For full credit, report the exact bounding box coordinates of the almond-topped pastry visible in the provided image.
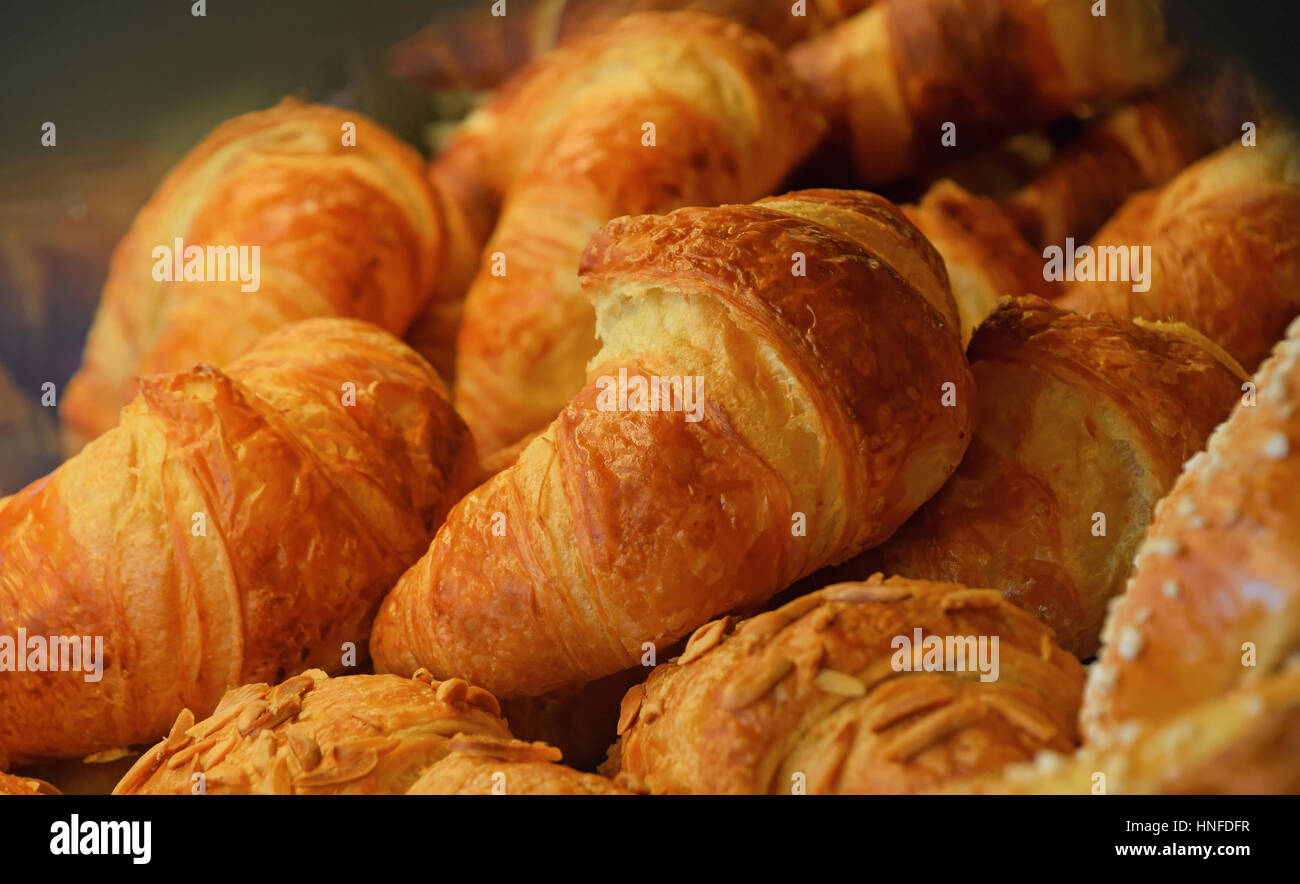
[605,576,1085,794]
[113,671,512,795]
[407,734,631,795]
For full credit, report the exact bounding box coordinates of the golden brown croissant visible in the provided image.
[788,0,1181,187]
[60,99,456,454]
[0,771,60,796]
[391,0,874,91]
[1082,318,1300,746]
[113,670,511,795]
[1056,132,1300,371]
[941,666,1300,794]
[827,297,1244,658]
[1003,64,1262,248]
[449,11,825,453]
[372,192,974,698]
[606,577,1085,795]
[406,734,631,795]
[0,319,475,765]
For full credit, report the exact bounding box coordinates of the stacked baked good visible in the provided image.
[2,2,1297,795]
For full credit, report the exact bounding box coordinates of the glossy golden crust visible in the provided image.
[1057,134,1300,371]
[372,193,974,698]
[943,666,1300,794]
[606,576,1085,794]
[0,319,475,764]
[113,671,511,795]
[406,734,631,795]
[789,0,1179,186]
[755,188,960,337]
[1082,320,1300,745]
[834,297,1243,657]
[904,180,1055,344]
[0,771,60,796]
[392,0,875,90]
[450,11,825,453]
[60,99,445,453]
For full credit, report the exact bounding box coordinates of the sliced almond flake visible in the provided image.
[721,654,794,710]
[617,685,645,736]
[814,668,867,697]
[823,583,912,604]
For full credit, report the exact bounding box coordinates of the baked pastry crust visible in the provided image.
[448,11,826,453]
[0,319,475,764]
[113,670,512,795]
[406,734,631,795]
[941,666,1300,795]
[372,192,973,698]
[60,99,448,453]
[833,296,1243,656]
[1058,134,1300,371]
[1083,317,1300,744]
[607,576,1085,794]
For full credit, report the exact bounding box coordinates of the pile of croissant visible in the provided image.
[3,0,1299,798]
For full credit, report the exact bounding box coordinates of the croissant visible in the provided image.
[60,99,458,454]
[605,577,1085,795]
[0,319,475,764]
[1056,132,1300,371]
[0,771,60,796]
[1081,318,1300,746]
[826,297,1244,658]
[449,11,825,453]
[788,0,1181,187]
[372,191,974,698]
[391,0,874,91]
[406,734,631,795]
[941,666,1300,795]
[113,670,511,795]
[1002,64,1262,248]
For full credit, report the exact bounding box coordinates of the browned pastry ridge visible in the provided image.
[113,670,510,795]
[407,733,632,795]
[60,99,463,454]
[0,319,475,765]
[825,297,1244,657]
[606,576,1085,795]
[788,0,1180,187]
[1057,131,1300,371]
[1082,317,1300,746]
[446,11,826,454]
[390,0,875,91]
[372,191,973,699]
[941,665,1300,795]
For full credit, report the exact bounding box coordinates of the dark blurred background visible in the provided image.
[0,0,1295,493]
